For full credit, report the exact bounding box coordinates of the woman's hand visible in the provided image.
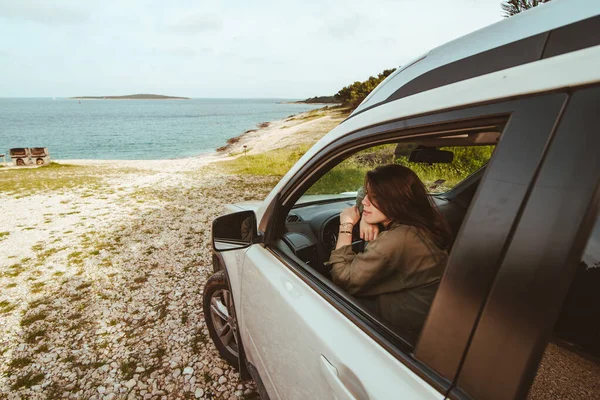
[340,206,361,225]
[360,219,380,242]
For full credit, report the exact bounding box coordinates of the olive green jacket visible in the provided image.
[329,223,448,343]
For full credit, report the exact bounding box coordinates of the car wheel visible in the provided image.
[203,270,239,367]
[16,159,24,166]
[36,158,44,165]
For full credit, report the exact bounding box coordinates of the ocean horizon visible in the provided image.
[0,98,324,160]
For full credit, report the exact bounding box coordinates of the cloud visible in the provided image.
[326,14,363,40]
[168,12,224,34]
[0,0,89,25]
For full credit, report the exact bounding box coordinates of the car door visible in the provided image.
[239,93,566,400]
[449,85,600,400]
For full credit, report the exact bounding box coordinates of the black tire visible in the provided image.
[203,270,239,367]
[16,158,25,166]
[36,158,44,165]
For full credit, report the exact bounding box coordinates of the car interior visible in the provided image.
[276,128,502,279]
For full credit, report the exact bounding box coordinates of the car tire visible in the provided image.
[203,270,239,368]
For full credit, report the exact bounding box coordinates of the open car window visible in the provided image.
[297,139,496,206]
[284,127,501,349]
[397,145,494,193]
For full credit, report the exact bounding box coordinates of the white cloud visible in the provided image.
[0,0,505,97]
[0,0,89,25]
[167,12,224,34]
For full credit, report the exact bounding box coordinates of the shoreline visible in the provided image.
[52,105,347,170]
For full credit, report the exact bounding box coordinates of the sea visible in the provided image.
[0,98,324,160]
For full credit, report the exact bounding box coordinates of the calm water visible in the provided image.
[0,98,323,160]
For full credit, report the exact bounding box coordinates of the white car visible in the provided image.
[204,1,600,399]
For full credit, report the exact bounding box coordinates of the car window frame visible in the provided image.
[449,85,600,400]
[259,92,569,395]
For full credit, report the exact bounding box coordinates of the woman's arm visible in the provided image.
[335,206,360,250]
[330,227,408,295]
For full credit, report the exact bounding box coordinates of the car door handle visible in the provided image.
[319,355,358,400]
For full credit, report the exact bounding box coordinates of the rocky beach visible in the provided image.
[0,107,347,399]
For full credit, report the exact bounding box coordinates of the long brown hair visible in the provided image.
[365,164,452,250]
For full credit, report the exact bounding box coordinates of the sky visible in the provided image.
[0,0,504,98]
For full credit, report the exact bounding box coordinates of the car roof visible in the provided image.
[353,0,599,116]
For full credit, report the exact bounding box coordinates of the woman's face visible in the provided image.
[361,194,390,226]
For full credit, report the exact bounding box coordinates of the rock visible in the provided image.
[218,376,227,385]
[125,379,136,389]
[194,388,204,398]
[98,386,106,394]
[212,367,223,375]
[183,366,194,375]
[172,369,181,378]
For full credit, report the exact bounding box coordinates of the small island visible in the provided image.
[70,94,190,100]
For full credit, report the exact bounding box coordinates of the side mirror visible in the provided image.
[212,210,261,252]
[409,148,454,164]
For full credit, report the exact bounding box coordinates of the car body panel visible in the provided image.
[239,245,445,400]
[354,0,599,114]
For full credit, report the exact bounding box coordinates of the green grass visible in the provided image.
[120,360,137,380]
[219,144,311,177]
[33,246,65,264]
[3,263,25,278]
[0,300,17,314]
[0,162,104,196]
[0,231,9,240]
[11,372,45,390]
[396,146,494,191]
[24,328,47,343]
[21,311,48,327]
[75,282,92,290]
[8,357,33,369]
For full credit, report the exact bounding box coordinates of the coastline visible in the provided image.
[0,105,348,398]
[55,105,347,171]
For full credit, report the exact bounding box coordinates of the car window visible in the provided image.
[528,214,600,399]
[397,145,494,193]
[287,134,497,347]
[299,143,495,202]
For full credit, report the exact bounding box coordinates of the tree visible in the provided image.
[334,68,396,110]
[501,0,551,17]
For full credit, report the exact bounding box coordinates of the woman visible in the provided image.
[329,164,451,343]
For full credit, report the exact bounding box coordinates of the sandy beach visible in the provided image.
[0,107,347,399]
